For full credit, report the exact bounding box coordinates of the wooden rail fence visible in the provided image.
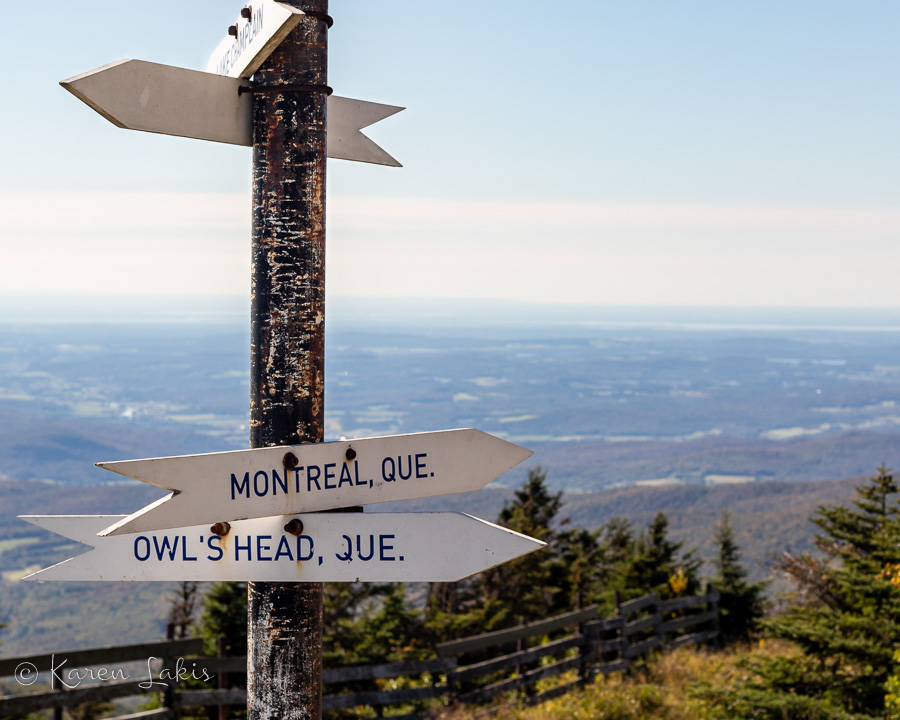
[0,587,718,719]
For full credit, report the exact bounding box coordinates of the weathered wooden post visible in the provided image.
[246,4,328,718]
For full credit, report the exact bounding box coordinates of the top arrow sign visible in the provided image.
[96,429,532,537]
[207,0,305,78]
[60,60,403,166]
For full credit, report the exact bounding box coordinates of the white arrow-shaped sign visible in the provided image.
[20,513,544,583]
[61,60,403,166]
[95,429,532,537]
[207,0,305,79]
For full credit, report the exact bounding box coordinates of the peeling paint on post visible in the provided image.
[248,1,328,718]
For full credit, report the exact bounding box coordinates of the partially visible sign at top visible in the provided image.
[207,0,305,79]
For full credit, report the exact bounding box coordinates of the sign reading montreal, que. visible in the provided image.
[94,429,533,537]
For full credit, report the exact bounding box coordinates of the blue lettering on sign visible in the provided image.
[307,465,321,491]
[182,537,198,562]
[253,470,268,497]
[380,535,396,561]
[335,534,403,562]
[235,536,252,561]
[153,536,178,561]
[357,535,374,561]
[225,535,315,562]
[257,535,273,561]
[232,455,439,500]
[324,463,337,489]
[134,536,150,562]
[207,535,224,561]
[382,454,428,483]
[273,468,288,495]
[231,472,250,499]
[296,535,315,562]
[336,535,352,562]
[274,536,293,561]
[216,3,265,76]
[134,535,197,561]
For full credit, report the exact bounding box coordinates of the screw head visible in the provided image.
[241,7,252,19]
[284,518,304,536]
[345,447,357,461]
[210,522,231,537]
[228,25,238,37]
[283,452,299,470]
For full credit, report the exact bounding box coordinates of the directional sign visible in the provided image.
[61,60,403,166]
[96,429,532,537]
[207,0,305,79]
[20,513,545,583]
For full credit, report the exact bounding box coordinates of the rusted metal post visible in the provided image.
[247,3,328,719]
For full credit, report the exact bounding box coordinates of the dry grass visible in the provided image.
[418,642,791,720]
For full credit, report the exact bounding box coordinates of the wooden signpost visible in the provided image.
[33,3,541,719]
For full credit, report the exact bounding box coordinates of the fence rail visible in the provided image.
[0,587,718,719]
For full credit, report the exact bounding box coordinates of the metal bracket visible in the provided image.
[238,83,334,96]
[302,10,334,27]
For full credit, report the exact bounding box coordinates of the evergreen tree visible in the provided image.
[722,467,900,717]
[590,517,637,612]
[323,581,411,666]
[711,510,766,643]
[621,511,701,599]
[557,526,603,609]
[424,576,483,643]
[355,583,425,663]
[199,582,248,656]
[473,468,565,629]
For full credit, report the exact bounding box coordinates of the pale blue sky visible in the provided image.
[2,1,899,307]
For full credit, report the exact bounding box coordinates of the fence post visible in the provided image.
[162,623,176,719]
[216,636,228,720]
[614,590,630,673]
[51,666,63,720]
[579,620,599,687]
[444,655,459,709]
[650,595,661,656]
[706,582,721,648]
